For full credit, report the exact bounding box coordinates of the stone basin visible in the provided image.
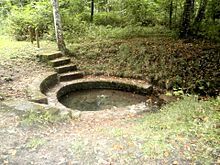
[56,78,153,112]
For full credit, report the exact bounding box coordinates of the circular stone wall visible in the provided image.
[57,80,153,111]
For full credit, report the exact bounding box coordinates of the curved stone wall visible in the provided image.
[57,79,153,103]
[40,73,58,94]
[28,72,58,104]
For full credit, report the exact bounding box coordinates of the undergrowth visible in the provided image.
[66,25,175,43]
[0,36,57,60]
[104,25,175,39]
[70,36,220,96]
[26,137,47,150]
[139,96,220,163]
[104,96,220,164]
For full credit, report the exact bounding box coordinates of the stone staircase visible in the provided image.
[38,51,84,82]
[30,51,153,116]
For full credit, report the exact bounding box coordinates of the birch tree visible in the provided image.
[51,0,67,53]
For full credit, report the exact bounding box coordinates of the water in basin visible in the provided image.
[59,89,146,111]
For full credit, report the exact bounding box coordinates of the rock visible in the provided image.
[145,95,163,107]
[3,160,9,164]
[65,161,80,165]
[3,100,43,112]
[0,95,5,101]
[69,110,81,119]
[128,102,155,114]
[58,109,81,120]
[45,107,60,115]
[172,160,179,165]
[159,94,178,103]
[3,100,60,114]
[4,77,13,82]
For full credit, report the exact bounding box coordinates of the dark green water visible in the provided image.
[59,89,146,111]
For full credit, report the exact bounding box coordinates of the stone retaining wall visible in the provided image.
[40,73,58,94]
[57,79,153,102]
[27,72,58,104]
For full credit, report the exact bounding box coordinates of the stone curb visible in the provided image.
[57,78,153,99]
[27,72,58,104]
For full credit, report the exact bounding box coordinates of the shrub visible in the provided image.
[205,21,220,42]
[94,12,125,27]
[123,0,159,26]
[77,12,91,23]
[62,15,88,42]
[6,1,52,40]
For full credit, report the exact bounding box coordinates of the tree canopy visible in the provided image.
[0,0,219,42]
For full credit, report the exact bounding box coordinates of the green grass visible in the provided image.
[71,138,87,154]
[66,25,175,43]
[104,96,220,164]
[0,35,57,60]
[139,96,220,163]
[20,109,68,126]
[26,137,47,150]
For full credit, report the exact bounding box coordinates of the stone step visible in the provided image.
[49,57,71,67]
[54,64,77,74]
[39,51,63,61]
[59,71,84,82]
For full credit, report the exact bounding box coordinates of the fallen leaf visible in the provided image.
[172,160,179,165]
[164,151,169,157]
[8,149,17,156]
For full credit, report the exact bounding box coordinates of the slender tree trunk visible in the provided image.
[179,0,194,38]
[192,0,208,35]
[194,0,208,24]
[169,0,173,29]
[105,0,108,12]
[91,0,94,22]
[173,0,178,27]
[191,0,195,18]
[51,0,67,53]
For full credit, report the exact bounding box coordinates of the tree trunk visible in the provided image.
[191,0,195,18]
[192,0,208,35]
[169,0,173,29]
[173,0,178,27]
[91,0,94,22]
[179,0,194,38]
[51,0,67,53]
[105,0,108,12]
[194,0,208,25]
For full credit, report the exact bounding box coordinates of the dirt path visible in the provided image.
[0,58,218,164]
[0,39,218,165]
[0,40,156,165]
[0,57,52,100]
[1,104,189,165]
[0,55,168,164]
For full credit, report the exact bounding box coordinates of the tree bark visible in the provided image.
[51,0,67,53]
[191,0,195,18]
[194,0,208,25]
[192,0,208,35]
[91,0,94,22]
[169,0,173,29]
[179,0,194,38]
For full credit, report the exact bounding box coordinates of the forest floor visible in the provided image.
[0,36,219,164]
[70,36,220,96]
